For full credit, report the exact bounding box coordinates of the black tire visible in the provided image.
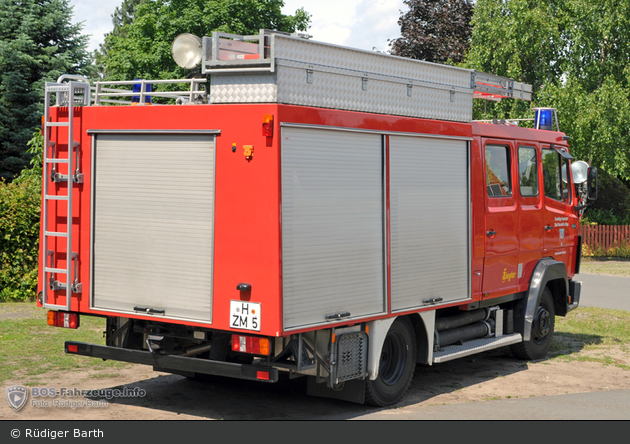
[510,287,555,360]
[365,317,416,407]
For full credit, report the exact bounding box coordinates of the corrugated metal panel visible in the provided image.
[91,134,215,322]
[281,128,386,330]
[389,136,470,311]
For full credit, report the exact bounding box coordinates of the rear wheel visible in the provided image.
[510,288,555,360]
[365,317,416,407]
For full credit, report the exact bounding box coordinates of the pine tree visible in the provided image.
[389,0,473,64]
[0,0,91,181]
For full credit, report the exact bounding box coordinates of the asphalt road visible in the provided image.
[355,389,630,420]
[577,272,630,311]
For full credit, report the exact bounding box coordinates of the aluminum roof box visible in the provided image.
[202,30,531,123]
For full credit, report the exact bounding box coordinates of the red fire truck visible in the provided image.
[38,30,597,406]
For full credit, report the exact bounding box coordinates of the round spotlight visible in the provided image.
[572,160,589,184]
[172,33,202,69]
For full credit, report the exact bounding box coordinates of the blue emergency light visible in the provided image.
[132,80,152,104]
[534,108,556,131]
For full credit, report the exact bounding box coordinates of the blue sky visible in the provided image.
[69,0,406,53]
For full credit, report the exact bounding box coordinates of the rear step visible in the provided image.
[65,341,279,382]
[432,333,522,364]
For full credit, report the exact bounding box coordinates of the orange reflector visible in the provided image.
[244,145,254,160]
[259,338,270,355]
[67,344,78,353]
[262,114,274,137]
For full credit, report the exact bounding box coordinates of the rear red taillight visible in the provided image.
[67,344,78,353]
[47,311,80,329]
[231,335,270,355]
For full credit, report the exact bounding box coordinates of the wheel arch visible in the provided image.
[521,258,568,342]
[367,311,435,380]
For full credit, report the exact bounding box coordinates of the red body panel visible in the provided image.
[37,105,578,337]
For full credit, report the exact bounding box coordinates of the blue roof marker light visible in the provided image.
[132,80,152,104]
[534,108,557,131]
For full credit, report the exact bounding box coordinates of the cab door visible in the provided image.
[541,146,578,273]
[482,140,520,297]
[517,144,544,289]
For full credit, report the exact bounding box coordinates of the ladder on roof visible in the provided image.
[41,76,90,311]
[472,71,532,102]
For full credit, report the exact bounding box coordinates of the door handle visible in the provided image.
[486,230,497,237]
[545,226,553,231]
[422,297,443,304]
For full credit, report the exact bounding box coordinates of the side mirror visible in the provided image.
[587,167,597,201]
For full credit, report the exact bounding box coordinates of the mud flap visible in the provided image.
[306,377,366,404]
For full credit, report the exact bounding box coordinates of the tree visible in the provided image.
[95,0,148,78]
[581,168,630,225]
[111,0,148,30]
[0,0,91,181]
[389,0,473,64]
[464,0,565,93]
[560,1,630,93]
[464,0,630,181]
[100,0,311,82]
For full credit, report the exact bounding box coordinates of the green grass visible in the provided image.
[555,307,630,344]
[580,260,630,278]
[0,302,131,386]
[551,307,630,369]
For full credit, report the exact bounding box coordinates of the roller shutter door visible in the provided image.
[91,133,215,322]
[389,136,471,311]
[281,127,387,330]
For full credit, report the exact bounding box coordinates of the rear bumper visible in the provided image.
[65,341,279,383]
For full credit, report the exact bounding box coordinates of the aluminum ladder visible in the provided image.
[41,76,90,310]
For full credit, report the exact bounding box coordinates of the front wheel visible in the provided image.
[510,287,555,360]
[365,317,416,407]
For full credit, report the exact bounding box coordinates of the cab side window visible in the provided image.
[485,145,512,197]
[518,146,538,197]
[542,149,571,203]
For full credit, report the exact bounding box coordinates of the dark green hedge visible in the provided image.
[583,169,630,226]
[0,132,42,301]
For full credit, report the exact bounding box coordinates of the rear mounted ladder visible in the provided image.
[41,78,89,310]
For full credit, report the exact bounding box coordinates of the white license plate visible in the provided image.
[230,301,261,331]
